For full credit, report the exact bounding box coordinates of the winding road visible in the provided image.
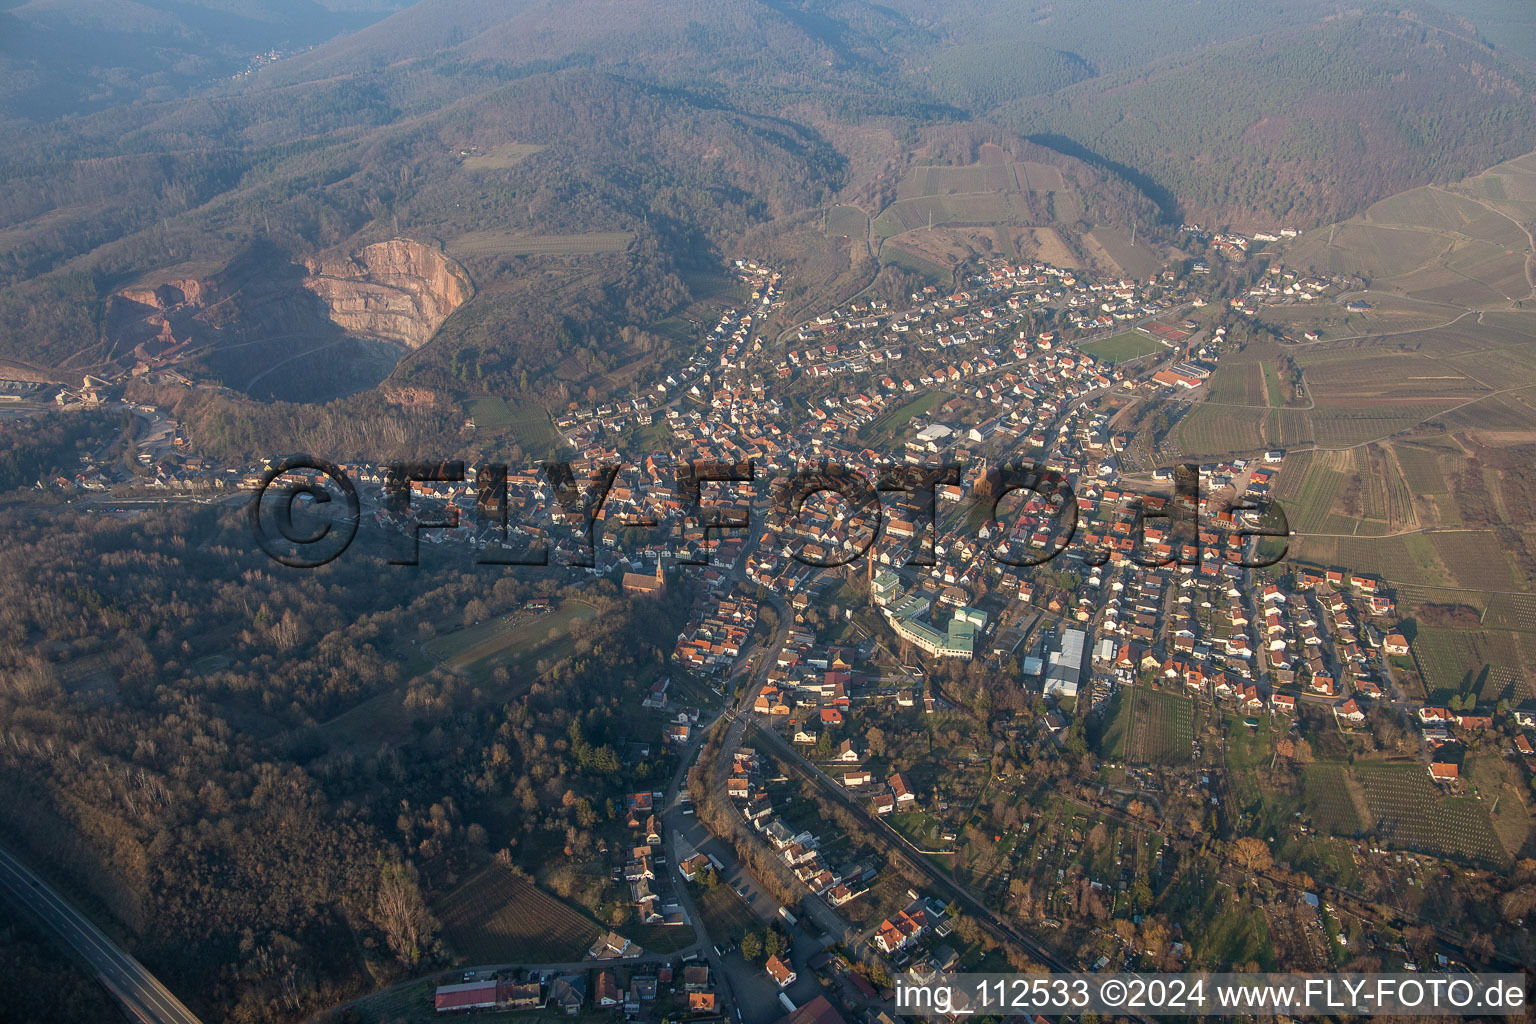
[0,845,204,1024]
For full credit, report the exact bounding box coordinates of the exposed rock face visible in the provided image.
[118,278,215,310]
[303,239,473,349]
[104,238,474,401]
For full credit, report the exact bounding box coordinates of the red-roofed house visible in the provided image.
[1429,761,1460,782]
[1334,699,1365,724]
[766,954,797,988]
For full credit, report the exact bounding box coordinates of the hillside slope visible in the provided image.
[1007,9,1536,229]
[0,0,411,120]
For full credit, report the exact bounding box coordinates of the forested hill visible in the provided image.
[4,0,1534,401]
[0,63,849,375]
[245,0,951,121]
[0,0,412,121]
[1003,8,1536,229]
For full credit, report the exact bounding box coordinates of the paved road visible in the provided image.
[661,722,742,1021]
[0,845,204,1024]
[748,722,1082,971]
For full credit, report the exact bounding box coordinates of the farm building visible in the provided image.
[434,980,543,1014]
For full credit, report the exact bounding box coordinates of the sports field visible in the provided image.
[866,391,942,442]
[1080,331,1163,364]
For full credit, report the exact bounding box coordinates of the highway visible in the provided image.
[0,845,204,1024]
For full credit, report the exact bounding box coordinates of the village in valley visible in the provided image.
[27,229,1536,1024]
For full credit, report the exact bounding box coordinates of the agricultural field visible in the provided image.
[1178,404,1264,457]
[1012,226,1079,267]
[1263,408,1314,449]
[460,142,547,169]
[436,864,603,963]
[1483,592,1536,633]
[448,232,634,257]
[1352,762,1509,868]
[1201,363,1259,405]
[1411,625,1521,704]
[1478,311,1536,339]
[1466,757,1534,861]
[1347,445,1414,529]
[1081,227,1161,280]
[1446,346,1536,390]
[1308,407,1438,447]
[1015,161,1065,192]
[1260,295,1467,340]
[1285,221,1448,280]
[878,240,955,284]
[1261,362,1288,408]
[1428,531,1522,589]
[1300,763,1368,835]
[1283,179,1532,305]
[468,396,559,455]
[1392,443,1450,494]
[1368,186,1527,246]
[826,205,869,239]
[1443,393,1536,437]
[1288,532,1450,588]
[1282,451,1350,533]
[897,161,1017,198]
[1080,331,1164,364]
[1453,150,1536,208]
[1331,533,1447,586]
[1295,349,1486,405]
[873,193,1034,237]
[1271,449,1316,500]
[1124,688,1195,766]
